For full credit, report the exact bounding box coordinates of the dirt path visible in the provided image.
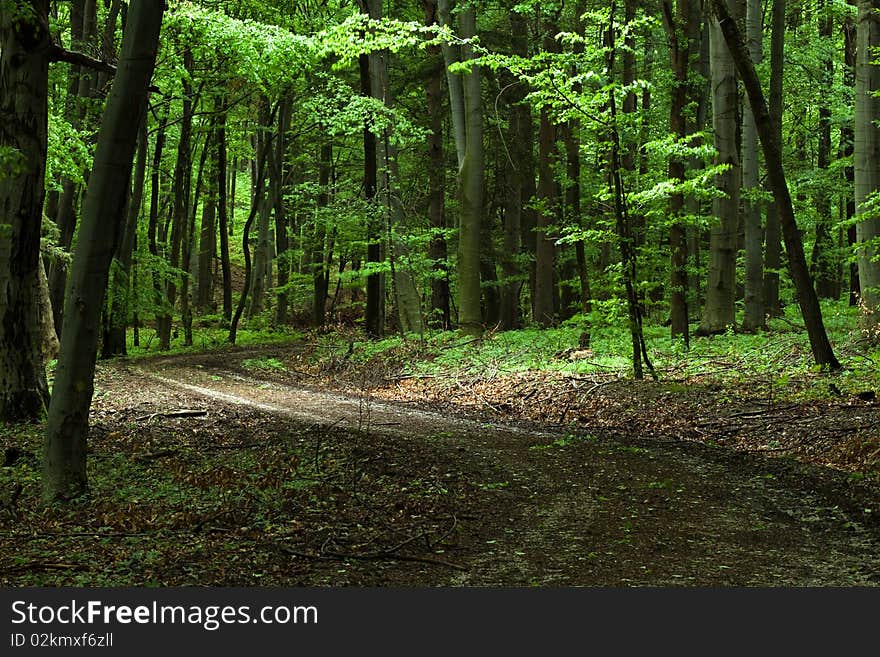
[113,349,880,586]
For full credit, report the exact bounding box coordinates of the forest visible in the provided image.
[1,0,880,586]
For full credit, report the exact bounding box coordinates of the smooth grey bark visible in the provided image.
[437,0,466,168]
[456,6,483,335]
[855,0,880,326]
[698,11,740,334]
[43,0,164,501]
[740,0,764,331]
[0,0,51,422]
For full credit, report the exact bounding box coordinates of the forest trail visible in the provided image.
[113,349,880,586]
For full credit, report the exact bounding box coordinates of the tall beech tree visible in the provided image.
[710,0,840,369]
[43,0,165,501]
[855,0,880,328]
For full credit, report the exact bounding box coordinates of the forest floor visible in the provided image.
[2,339,880,586]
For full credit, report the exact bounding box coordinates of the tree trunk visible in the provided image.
[698,11,740,335]
[274,98,291,325]
[43,0,163,501]
[457,7,484,336]
[181,128,210,346]
[535,100,558,327]
[101,118,147,358]
[47,0,86,337]
[425,0,450,329]
[217,102,232,322]
[741,0,765,331]
[855,0,880,327]
[763,0,784,317]
[0,0,51,421]
[158,48,194,350]
[711,0,840,368]
[607,2,655,381]
[842,11,859,306]
[197,126,217,312]
[359,49,382,338]
[662,0,694,345]
[810,0,839,300]
[229,111,276,344]
[313,142,332,327]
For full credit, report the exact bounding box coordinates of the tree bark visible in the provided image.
[457,6,484,336]
[740,0,765,331]
[662,0,694,345]
[698,10,740,335]
[855,0,880,327]
[217,101,232,322]
[43,0,163,501]
[425,0,451,329]
[763,0,784,317]
[810,0,839,300]
[0,0,51,421]
[274,97,291,325]
[158,47,195,350]
[101,117,147,358]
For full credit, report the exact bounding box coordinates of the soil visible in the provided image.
[3,342,879,586]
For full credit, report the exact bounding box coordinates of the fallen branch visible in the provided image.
[135,409,208,422]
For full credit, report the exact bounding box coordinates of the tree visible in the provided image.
[855,0,880,329]
[43,0,165,501]
[456,5,484,336]
[740,0,764,332]
[763,0,784,317]
[710,0,840,369]
[440,0,483,336]
[698,5,740,335]
[0,0,51,422]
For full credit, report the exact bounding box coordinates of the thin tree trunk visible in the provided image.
[842,10,859,306]
[217,101,232,322]
[274,98,291,325]
[741,0,765,331]
[763,0,784,317]
[101,117,147,358]
[810,0,838,300]
[43,0,163,501]
[229,112,276,344]
[607,2,656,381]
[313,142,332,327]
[197,123,218,311]
[425,0,450,329]
[158,47,194,350]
